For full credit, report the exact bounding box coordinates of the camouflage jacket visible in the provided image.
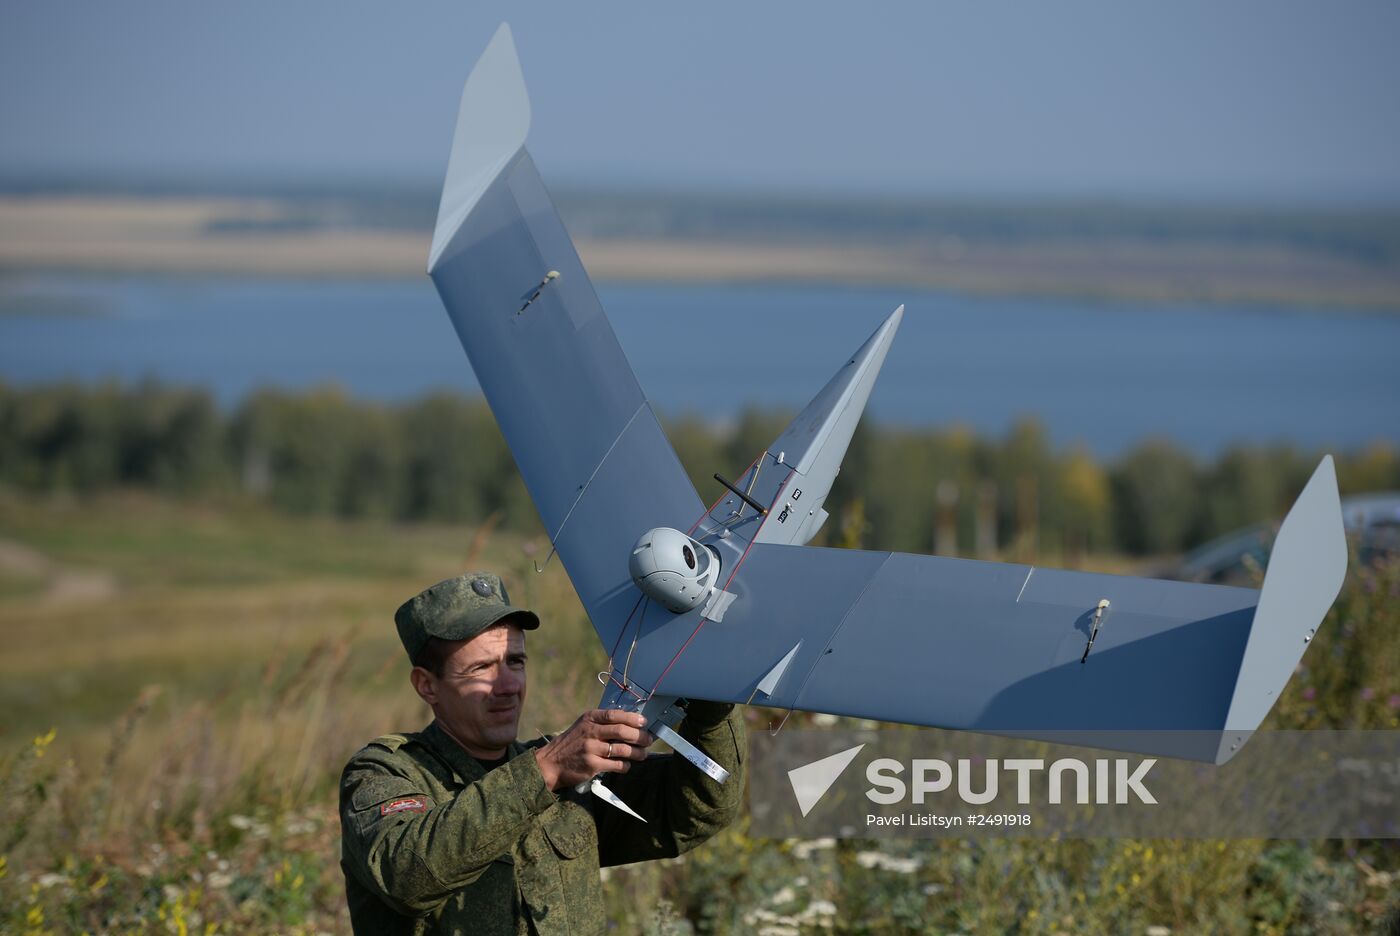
[339,702,745,935]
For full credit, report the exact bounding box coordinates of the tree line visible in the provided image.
[2,380,1396,558]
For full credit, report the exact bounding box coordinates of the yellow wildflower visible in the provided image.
[32,728,56,759]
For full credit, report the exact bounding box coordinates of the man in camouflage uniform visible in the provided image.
[338,572,746,934]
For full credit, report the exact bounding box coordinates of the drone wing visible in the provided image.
[623,457,1346,764]
[427,25,703,650]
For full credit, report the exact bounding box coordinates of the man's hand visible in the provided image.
[534,709,655,791]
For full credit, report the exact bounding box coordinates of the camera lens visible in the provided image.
[682,545,696,569]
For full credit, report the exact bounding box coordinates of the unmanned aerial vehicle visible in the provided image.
[424,25,1348,819]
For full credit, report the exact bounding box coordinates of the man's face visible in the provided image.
[413,625,527,759]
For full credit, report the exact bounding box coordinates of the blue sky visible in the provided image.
[3,1,1399,203]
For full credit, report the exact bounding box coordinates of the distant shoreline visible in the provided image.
[3,195,1399,310]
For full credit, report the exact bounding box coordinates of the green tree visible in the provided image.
[117,381,223,494]
[1110,440,1200,555]
[400,394,518,524]
[1058,446,1111,556]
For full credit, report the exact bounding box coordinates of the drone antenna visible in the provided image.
[1080,598,1111,663]
[518,270,560,314]
[713,472,768,516]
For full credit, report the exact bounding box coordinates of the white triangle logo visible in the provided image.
[787,744,865,817]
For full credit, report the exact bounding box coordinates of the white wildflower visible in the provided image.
[884,855,920,874]
[1146,928,1172,936]
[36,873,69,889]
[207,872,235,890]
[768,886,797,906]
[746,909,800,931]
[855,851,921,873]
[791,837,835,860]
[228,815,254,830]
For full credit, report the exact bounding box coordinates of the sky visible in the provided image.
[2,1,1399,204]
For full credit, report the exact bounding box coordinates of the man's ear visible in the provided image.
[409,666,438,706]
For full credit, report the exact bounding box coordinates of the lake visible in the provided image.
[0,274,1396,456]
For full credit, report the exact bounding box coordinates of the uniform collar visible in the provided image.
[421,720,525,783]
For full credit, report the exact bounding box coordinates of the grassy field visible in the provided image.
[0,490,1396,934]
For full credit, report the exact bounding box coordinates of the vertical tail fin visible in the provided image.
[758,305,904,545]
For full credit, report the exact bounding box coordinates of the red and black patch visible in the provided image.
[379,797,428,817]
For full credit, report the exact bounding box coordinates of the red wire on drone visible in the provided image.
[651,467,796,696]
[607,592,646,663]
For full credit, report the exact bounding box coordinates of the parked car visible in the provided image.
[1169,492,1400,586]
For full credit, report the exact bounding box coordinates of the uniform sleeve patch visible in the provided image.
[379,797,428,816]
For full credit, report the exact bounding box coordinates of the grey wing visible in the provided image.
[626,457,1346,764]
[427,26,703,650]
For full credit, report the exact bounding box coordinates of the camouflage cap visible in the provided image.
[394,572,540,664]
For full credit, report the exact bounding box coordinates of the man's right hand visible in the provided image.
[534,709,655,791]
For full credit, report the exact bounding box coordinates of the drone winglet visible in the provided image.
[428,23,530,273]
[1215,454,1346,757]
